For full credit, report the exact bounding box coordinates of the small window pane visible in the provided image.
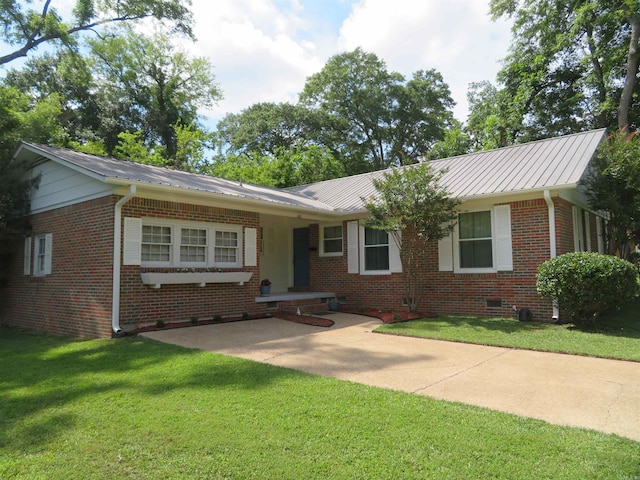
[365,246,389,271]
[459,211,491,239]
[323,225,343,254]
[180,228,207,263]
[460,239,493,268]
[142,225,172,262]
[214,230,238,264]
[365,228,388,246]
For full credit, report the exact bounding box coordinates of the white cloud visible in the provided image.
[337,0,512,121]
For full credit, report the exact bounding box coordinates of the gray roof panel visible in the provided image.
[288,129,607,210]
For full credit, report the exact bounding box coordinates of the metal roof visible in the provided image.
[18,142,337,213]
[287,129,607,212]
[18,128,607,217]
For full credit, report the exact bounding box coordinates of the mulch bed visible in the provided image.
[130,313,269,334]
[274,311,335,327]
[337,306,435,324]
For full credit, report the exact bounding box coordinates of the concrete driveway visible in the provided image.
[141,312,640,442]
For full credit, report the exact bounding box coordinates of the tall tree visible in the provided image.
[363,162,460,312]
[491,0,640,136]
[88,29,221,168]
[299,48,455,174]
[0,0,193,66]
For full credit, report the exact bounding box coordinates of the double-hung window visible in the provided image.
[321,225,343,256]
[364,228,389,272]
[438,204,513,273]
[181,228,207,264]
[142,225,172,264]
[214,230,239,266]
[458,211,493,269]
[33,233,53,276]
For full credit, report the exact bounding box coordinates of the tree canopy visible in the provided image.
[484,0,640,145]
[0,0,193,65]
[364,162,460,312]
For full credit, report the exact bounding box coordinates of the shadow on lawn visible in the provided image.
[0,327,299,451]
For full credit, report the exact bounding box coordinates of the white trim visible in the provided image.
[123,217,142,265]
[244,227,257,267]
[389,231,402,273]
[359,225,392,275]
[136,217,244,269]
[347,221,359,273]
[494,204,513,271]
[33,233,52,276]
[543,190,556,258]
[452,205,513,274]
[319,223,344,257]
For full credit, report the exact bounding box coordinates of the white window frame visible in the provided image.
[141,222,174,267]
[33,233,52,276]
[140,218,243,269]
[319,224,343,257]
[453,208,497,274]
[359,226,390,275]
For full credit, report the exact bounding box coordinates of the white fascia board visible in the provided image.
[108,179,341,222]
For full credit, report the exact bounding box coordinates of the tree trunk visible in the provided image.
[618,10,640,132]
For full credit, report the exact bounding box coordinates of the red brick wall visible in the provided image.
[118,198,264,330]
[1,196,116,338]
[1,196,265,338]
[310,198,580,322]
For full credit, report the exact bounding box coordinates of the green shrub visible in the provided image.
[536,252,638,326]
[242,312,250,320]
[213,315,222,322]
[155,320,166,328]
[190,316,199,324]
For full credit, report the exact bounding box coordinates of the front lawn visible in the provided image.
[1,327,639,479]
[376,299,640,362]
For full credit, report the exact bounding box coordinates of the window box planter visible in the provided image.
[141,271,253,288]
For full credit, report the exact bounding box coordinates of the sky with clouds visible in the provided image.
[176,0,513,126]
[1,0,514,127]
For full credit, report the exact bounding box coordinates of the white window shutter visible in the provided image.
[24,236,32,275]
[347,221,359,274]
[389,231,402,273]
[584,212,592,252]
[244,227,257,267]
[438,227,454,272]
[123,217,142,266]
[494,205,513,271]
[43,233,53,274]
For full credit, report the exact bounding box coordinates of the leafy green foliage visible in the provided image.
[0,0,194,66]
[0,86,64,290]
[299,48,455,173]
[364,162,460,311]
[87,29,221,167]
[536,252,638,326]
[489,0,640,136]
[584,130,640,258]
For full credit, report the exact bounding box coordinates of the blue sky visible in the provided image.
[176,0,513,125]
[1,1,513,126]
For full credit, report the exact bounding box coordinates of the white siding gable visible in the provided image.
[29,160,113,214]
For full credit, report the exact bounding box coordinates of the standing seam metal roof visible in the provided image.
[287,129,607,211]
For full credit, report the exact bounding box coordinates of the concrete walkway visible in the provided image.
[141,313,640,442]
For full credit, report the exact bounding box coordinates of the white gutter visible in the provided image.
[544,190,560,321]
[112,185,136,335]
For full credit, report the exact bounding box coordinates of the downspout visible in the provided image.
[544,190,560,321]
[112,185,137,335]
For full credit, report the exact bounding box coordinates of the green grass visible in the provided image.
[376,299,640,362]
[1,328,639,479]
